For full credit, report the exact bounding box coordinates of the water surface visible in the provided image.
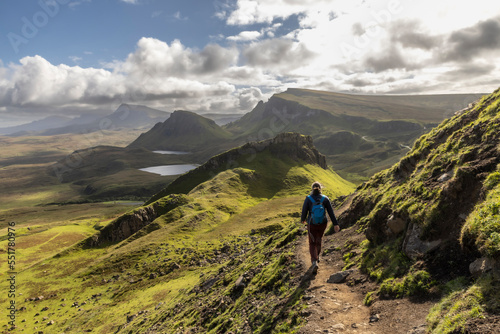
[139,164,198,176]
[153,150,190,155]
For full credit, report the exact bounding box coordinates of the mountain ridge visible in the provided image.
[145,132,330,204]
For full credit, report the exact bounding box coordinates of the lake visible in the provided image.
[139,164,198,176]
[153,150,190,155]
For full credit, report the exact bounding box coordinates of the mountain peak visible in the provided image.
[128,110,231,151]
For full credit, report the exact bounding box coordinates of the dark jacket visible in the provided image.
[301,194,338,225]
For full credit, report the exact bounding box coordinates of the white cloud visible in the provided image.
[223,0,336,25]
[217,0,500,94]
[69,56,82,64]
[237,87,264,109]
[2,0,500,119]
[227,30,262,41]
[0,38,268,114]
[172,11,188,21]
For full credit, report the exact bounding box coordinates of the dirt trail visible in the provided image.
[296,205,434,334]
[296,231,379,334]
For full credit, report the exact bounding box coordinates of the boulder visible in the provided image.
[235,275,246,289]
[386,213,406,236]
[438,171,453,182]
[402,223,441,260]
[469,257,497,278]
[327,270,353,284]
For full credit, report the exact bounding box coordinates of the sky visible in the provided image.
[1,0,500,125]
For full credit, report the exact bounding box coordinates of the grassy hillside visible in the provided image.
[333,88,500,333]
[0,133,354,333]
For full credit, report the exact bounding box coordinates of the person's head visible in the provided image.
[311,181,322,196]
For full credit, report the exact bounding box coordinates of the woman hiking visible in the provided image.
[301,181,340,272]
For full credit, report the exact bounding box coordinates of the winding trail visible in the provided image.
[295,202,434,334]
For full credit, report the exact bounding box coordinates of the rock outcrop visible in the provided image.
[88,205,158,247]
[87,194,187,247]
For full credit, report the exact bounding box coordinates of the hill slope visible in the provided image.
[334,88,500,333]
[1,132,354,333]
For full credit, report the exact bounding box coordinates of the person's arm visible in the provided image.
[301,197,310,224]
[324,197,340,232]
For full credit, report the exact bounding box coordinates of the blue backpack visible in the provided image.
[308,195,326,224]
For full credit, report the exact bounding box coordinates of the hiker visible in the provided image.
[301,182,339,272]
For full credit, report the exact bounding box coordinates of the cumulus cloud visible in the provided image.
[0,55,126,107]
[439,16,500,62]
[242,38,316,70]
[389,21,441,50]
[364,46,412,73]
[237,87,264,109]
[119,38,238,78]
[0,38,245,114]
[227,31,262,42]
[222,0,335,25]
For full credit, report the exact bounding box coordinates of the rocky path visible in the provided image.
[296,213,434,333]
[296,232,379,334]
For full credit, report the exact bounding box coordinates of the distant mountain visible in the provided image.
[39,104,170,135]
[225,89,485,181]
[0,104,170,137]
[198,112,243,126]
[128,110,233,156]
[0,115,74,135]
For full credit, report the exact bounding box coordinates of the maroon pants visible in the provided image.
[308,222,327,263]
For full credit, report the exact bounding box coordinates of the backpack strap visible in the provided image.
[307,195,314,204]
[307,195,325,204]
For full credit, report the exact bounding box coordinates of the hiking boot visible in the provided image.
[312,260,318,274]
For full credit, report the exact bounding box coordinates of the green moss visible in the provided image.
[427,277,485,334]
[360,239,411,282]
[461,182,500,257]
[364,291,376,306]
[378,270,435,299]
